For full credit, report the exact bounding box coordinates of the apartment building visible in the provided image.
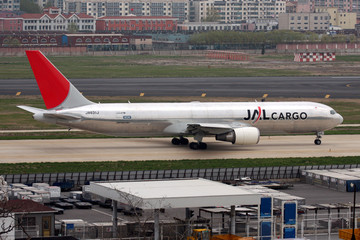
[0,11,22,31]
[190,0,286,23]
[311,0,353,12]
[279,12,330,30]
[63,0,285,24]
[96,16,177,31]
[326,7,356,29]
[64,0,188,23]
[0,0,20,11]
[22,9,95,31]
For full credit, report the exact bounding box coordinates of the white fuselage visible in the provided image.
[40,101,343,137]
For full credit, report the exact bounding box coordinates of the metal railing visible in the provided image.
[3,164,360,188]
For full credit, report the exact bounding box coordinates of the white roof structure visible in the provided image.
[89,178,261,209]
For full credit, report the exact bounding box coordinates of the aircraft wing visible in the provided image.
[186,122,251,135]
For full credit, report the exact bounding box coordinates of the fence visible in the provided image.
[3,164,360,189]
[55,212,359,239]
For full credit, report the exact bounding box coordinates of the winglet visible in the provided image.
[26,50,93,109]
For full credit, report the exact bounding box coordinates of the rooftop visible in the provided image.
[0,199,56,214]
[89,178,261,209]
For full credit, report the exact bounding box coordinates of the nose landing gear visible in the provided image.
[314,132,323,145]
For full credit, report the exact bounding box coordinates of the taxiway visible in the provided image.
[1,134,359,163]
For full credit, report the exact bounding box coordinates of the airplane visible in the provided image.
[18,50,343,150]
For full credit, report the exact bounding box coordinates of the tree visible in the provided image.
[0,177,31,239]
[110,185,172,239]
[0,176,15,238]
[43,0,55,8]
[203,8,220,22]
[68,22,79,33]
[20,0,41,13]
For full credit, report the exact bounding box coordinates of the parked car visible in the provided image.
[51,207,64,214]
[55,202,74,209]
[74,202,92,209]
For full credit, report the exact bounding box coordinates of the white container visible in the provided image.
[10,188,23,198]
[69,191,82,200]
[32,189,51,203]
[10,183,27,189]
[26,194,43,203]
[46,186,61,199]
[23,186,38,192]
[17,191,32,200]
[33,183,50,190]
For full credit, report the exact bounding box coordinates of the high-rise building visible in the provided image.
[63,0,285,23]
[64,0,188,22]
[0,0,20,11]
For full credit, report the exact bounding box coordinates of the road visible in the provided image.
[1,134,359,163]
[1,76,360,98]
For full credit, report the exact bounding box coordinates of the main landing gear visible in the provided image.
[314,132,323,145]
[171,136,207,150]
[189,142,207,150]
[171,137,189,145]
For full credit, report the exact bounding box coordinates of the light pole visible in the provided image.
[350,182,357,240]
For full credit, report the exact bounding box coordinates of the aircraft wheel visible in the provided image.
[199,142,207,150]
[180,137,189,145]
[172,138,181,145]
[314,139,321,145]
[189,142,199,150]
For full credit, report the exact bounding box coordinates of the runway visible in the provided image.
[2,76,360,98]
[1,134,360,163]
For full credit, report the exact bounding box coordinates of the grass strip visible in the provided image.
[0,156,359,175]
[0,55,306,79]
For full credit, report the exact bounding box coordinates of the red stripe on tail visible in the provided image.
[26,51,70,109]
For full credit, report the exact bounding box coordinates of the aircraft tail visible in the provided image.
[26,50,93,109]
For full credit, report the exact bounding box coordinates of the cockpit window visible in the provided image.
[330,110,336,115]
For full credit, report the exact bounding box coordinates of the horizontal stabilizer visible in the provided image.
[17,105,45,114]
[44,113,81,121]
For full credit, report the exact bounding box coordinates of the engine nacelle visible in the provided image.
[215,127,260,145]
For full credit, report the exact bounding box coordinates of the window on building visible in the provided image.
[18,217,36,229]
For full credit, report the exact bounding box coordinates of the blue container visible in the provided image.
[284,202,296,225]
[346,180,360,192]
[260,197,272,218]
[283,227,296,238]
[260,221,271,240]
[62,35,68,46]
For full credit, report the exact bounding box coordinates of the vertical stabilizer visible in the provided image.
[26,50,93,109]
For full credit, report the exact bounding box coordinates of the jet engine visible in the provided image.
[215,127,260,145]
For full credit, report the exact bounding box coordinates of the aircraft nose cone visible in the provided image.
[338,114,344,125]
